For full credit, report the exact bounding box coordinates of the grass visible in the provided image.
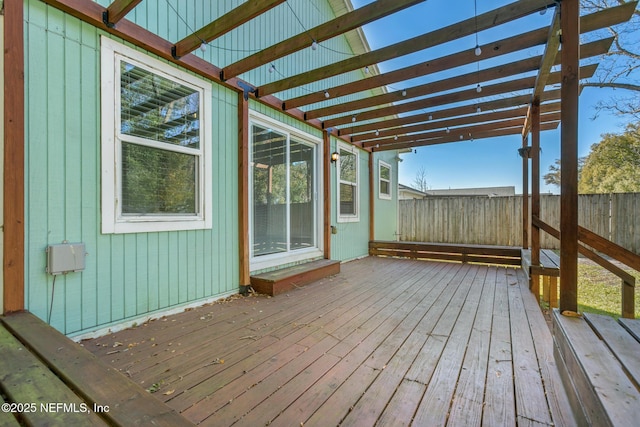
[576,261,640,319]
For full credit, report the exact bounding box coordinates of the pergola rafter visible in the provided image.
[258,0,556,97]
[221,0,425,80]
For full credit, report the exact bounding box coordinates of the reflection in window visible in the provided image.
[339,148,358,218]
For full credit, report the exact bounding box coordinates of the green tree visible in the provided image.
[543,158,586,188]
[579,122,640,193]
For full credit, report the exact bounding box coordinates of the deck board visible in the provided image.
[86,257,575,426]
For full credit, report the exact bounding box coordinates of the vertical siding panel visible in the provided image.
[147,233,159,312]
[123,234,137,317]
[64,35,83,334]
[136,234,149,315]
[110,235,125,321]
[26,22,50,321]
[47,31,67,331]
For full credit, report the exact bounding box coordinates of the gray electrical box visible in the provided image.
[46,243,86,275]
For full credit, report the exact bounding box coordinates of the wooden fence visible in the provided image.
[399,193,640,254]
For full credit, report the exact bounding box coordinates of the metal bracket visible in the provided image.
[518,146,533,159]
[237,81,258,101]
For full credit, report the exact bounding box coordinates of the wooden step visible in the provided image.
[585,313,640,389]
[0,322,107,426]
[619,317,640,342]
[1,312,193,427]
[553,309,640,427]
[250,259,340,296]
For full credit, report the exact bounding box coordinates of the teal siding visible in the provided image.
[373,151,400,241]
[24,0,239,335]
[23,0,398,335]
[330,138,371,262]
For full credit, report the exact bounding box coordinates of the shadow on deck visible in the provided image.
[85,257,575,426]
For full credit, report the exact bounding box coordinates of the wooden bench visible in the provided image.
[250,259,341,296]
[553,309,640,426]
[1,312,192,426]
[522,248,559,307]
[369,241,522,266]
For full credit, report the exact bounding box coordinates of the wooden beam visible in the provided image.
[238,93,250,287]
[531,101,541,266]
[341,93,544,137]
[285,27,550,110]
[374,122,559,151]
[259,0,556,96]
[357,107,529,144]
[4,0,25,313]
[306,56,543,120]
[530,101,541,299]
[327,62,595,130]
[559,0,580,314]
[173,0,286,59]
[365,112,560,148]
[286,2,633,110]
[40,0,353,148]
[522,134,530,251]
[223,0,425,80]
[323,131,331,260]
[103,0,142,27]
[523,1,637,136]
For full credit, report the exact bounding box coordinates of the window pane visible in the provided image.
[122,142,197,215]
[380,165,390,181]
[340,149,356,183]
[120,61,200,149]
[380,180,390,196]
[340,183,356,215]
[290,140,315,250]
[252,125,287,256]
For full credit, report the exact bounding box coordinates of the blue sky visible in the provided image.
[349,0,636,194]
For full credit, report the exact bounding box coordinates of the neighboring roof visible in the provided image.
[398,184,428,197]
[425,186,516,197]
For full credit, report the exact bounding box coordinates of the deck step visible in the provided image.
[585,313,640,389]
[1,312,192,426]
[619,317,640,342]
[0,321,108,426]
[553,309,640,427]
[250,259,340,296]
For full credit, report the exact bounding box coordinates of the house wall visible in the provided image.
[329,137,370,261]
[22,0,392,335]
[373,151,400,241]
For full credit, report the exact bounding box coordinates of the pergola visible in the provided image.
[3,0,638,314]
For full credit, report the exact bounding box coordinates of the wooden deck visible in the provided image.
[86,257,576,426]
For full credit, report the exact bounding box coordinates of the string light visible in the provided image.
[365,66,370,74]
[311,40,318,50]
[476,83,482,93]
[474,0,481,57]
[428,115,433,121]
[375,143,380,148]
[324,90,330,99]
[352,116,356,122]
[402,89,407,97]
[475,45,482,56]
[268,64,275,73]
[375,130,380,136]
[446,127,450,134]
[200,42,207,53]
[460,135,464,140]
[394,135,398,140]
[477,106,482,114]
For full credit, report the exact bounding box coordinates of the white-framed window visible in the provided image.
[379,160,392,200]
[249,111,323,271]
[337,142,359,222]
[100,37,212,234]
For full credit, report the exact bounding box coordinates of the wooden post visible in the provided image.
[238,93,250,287]
[323,131,331,259]
[4,0,25,313]
[531,101,541,301]
[369,152,375,244]
[560,0,580,313]
[521,135,529,249]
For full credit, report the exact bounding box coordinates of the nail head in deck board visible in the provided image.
[249,259,341,296]
[1,313,191,427]
[0,324,108,426]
